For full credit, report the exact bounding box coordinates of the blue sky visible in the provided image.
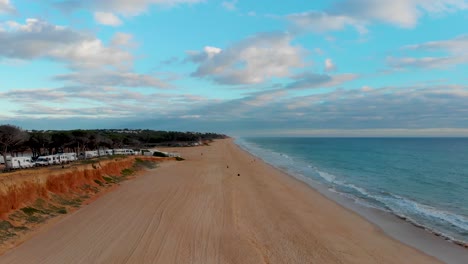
[0,0,467,136]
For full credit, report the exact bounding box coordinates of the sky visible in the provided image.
[0,0,467,136]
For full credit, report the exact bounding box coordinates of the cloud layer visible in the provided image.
[56,0,204,16]
[188,32,307,85]
[0,19,133,70]
[388,35,468,68]
[288,0,468,33]
[0,0,15,14]
[3,83,467,134]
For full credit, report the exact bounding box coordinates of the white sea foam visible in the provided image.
[380,195,468,232]
[317,170,336,183]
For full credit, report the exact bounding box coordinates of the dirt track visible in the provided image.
[0,140,439,263]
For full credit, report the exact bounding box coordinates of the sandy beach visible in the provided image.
[0,139,446,263]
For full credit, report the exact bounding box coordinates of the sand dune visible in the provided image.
[0,139,440,263]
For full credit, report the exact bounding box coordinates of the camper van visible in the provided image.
[34,155,56,166]
[63,153,77,162]
[113,149,135,155]
[84,151,99,159]
[98,149,112,156]
[55,154,70,164]
[6,157,35,169]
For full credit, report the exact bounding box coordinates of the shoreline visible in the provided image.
[233,138,468,263]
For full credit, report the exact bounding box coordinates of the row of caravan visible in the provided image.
[3,153,78,169]
[35,153,78,166]
[82,149,136,159]
[2,148,136,170]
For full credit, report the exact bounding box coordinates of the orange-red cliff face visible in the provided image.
[0,157,139,218]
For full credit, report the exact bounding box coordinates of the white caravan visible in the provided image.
[6,157,35,169]
[84,151,99,159]
[55,154,71,164]
[113,149,135,155]
[63,153,77,162]
[35,155,57,166]
[98,149,112,156]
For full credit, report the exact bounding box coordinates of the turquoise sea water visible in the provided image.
[236,137,468,244]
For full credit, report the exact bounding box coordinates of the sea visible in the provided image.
[236,137,468,245]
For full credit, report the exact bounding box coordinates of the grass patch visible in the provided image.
[53,195,82,208]
[121,168,134,177]
[103,175,126,183]
[57,208,67,214]
[0,220,18,242]
[0,220,13,231]
[26,215,45,223]
[80,159,98,165]
[175,157,185,161]
[102,176,114,183]
[94,179,104,186]
[135,158,158,169]
[20,207,44,216]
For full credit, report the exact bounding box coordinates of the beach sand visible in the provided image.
[0,139,442,263]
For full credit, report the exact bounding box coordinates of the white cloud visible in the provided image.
[94,12,123,26]
[288,0,468,33]
[404,34,468,53]
[204,46,222,58]
[324,58,337,72]
[187,32,307,85]
[388,35,468,68]
[54,71,171,88]
[0,0,15,14]
[222,0,237,11]
[57,0,205,16]
[111,32,134,47]
[0,19,133,70]
[288,11,366,33]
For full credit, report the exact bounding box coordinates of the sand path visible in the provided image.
[0,139,440,263]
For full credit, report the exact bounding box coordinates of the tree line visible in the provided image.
[0,124,227,169]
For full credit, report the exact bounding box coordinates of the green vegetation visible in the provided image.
[1,126,227,161]
[0,220,13,231]
[175,157,185,161]
[102,175,125,184]
[121,168,134,177]
[102,176,114,183]
[53,195,83,208]
[135,158,158,169]
[0,220,28,242]
[2,198,71,242]
[20,207,45,216]
[94,179,104,186]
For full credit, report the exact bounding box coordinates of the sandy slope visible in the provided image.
[0,139,440,263]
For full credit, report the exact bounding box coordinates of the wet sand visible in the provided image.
[0,139,443,263]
